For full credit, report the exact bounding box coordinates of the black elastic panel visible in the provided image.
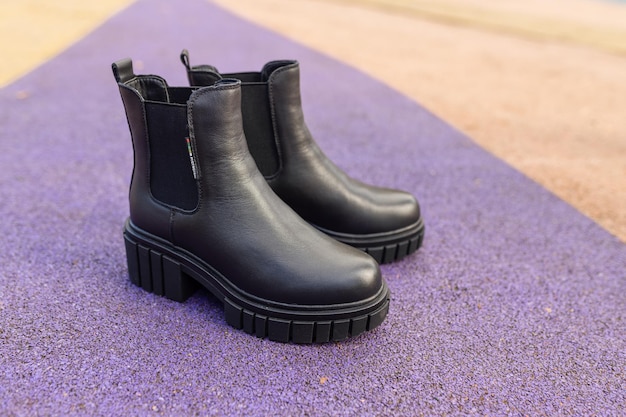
[240,84,279,177]
[188,71,221,87]
[146,103,198,210]
[167,87,195,104]
[225,72,262,82]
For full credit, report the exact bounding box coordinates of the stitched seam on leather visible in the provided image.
[127,75,169,101]
[129,84,154,209]
[185,84,239,214]
[169,209,176,245]
[266,64,300,181]
[117,84,139,203]
[121,82,175,214]
[186,93,204,215]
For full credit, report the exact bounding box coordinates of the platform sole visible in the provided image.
[316,217,425,264]
[122,220,390,343]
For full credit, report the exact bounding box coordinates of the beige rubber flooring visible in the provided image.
[2,0,625,241]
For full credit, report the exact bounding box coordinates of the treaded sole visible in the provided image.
[363,225,425,264]
[123,220,390,344]
[319,218,425,264]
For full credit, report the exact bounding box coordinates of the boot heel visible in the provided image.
[124,234,197,302]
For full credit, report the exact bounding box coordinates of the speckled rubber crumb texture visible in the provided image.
[0,0,624,415]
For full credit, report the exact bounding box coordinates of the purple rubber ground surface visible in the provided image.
[1,0,624,415]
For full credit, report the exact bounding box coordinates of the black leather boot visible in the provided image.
[112,59,390,343]
[181,50,425,264]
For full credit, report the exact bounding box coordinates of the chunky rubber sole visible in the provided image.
[122,219,390,343]
[315,217,425,264]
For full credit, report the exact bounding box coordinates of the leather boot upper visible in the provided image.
[184,53,422,237]
[114,62,383,306]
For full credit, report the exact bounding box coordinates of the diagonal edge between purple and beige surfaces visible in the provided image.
[0,0,623,415]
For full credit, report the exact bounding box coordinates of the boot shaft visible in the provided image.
[113,59,197,213]
[177,52,424,261]
[181,51,309,178]
[112,59,250,239]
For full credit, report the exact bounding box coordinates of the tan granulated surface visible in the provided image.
[1,0,625,241]
[212,0,626,242]
[0,0,132,87]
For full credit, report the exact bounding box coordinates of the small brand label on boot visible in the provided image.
[185,137,199,179]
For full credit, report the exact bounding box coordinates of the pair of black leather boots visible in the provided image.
[112,50,424,344]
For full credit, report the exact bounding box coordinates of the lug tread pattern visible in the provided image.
[364,227,425,264]
[222,297,390,344]
[124,232,389,344]
[124,235,197,302]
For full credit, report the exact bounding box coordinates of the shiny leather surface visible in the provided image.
[266,62,421,235]
[187,59,421,236]
[119,85,172,240]
[118,75,383,306]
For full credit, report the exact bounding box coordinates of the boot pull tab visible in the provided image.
[181,49,220,74]
[180,49,191,70]
[112,58,135,83]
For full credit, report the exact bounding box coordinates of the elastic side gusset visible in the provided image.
[188,70,221,87]
[166,87,195,104]
[239,83,280,177]
[146,102,198,210]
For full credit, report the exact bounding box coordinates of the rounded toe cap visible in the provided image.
[345,186,422,235]
[381,189,421,229]
[255,239,384,306]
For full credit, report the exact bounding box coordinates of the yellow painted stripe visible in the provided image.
[0,0,135,87]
